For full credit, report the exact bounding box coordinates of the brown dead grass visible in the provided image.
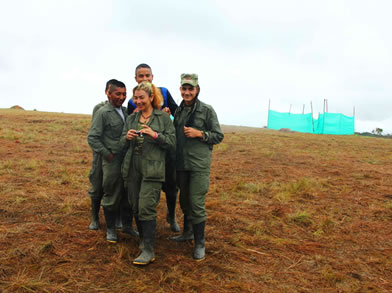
[0,109,392,292]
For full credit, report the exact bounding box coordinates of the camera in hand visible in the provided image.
[135,131,143,137]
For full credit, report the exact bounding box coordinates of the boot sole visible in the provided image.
[169,237,194,242]
[133,258,155,265]
[194,256,205,262]
[121,230,139,237]
[106,239,118,243]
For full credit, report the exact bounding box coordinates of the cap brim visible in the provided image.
[181,81,198,86]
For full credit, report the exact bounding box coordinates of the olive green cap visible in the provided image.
[180,73,198,86]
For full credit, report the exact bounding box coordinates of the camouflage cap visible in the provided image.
[180,73,198,86]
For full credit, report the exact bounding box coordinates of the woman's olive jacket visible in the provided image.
[120,109,176,182]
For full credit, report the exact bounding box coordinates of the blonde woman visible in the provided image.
[120,82,175,265]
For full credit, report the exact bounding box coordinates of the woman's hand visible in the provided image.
[126,129,139,140]
[162,107,171,115]
[141,124,157,138]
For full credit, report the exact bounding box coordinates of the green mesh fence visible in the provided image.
[267,110,314,133]
[267,110,354,135]
[314,113,355,135]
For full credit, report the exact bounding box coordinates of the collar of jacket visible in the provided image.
[177,98,200,113]
[106,102,125,112]
[174,98,201,127]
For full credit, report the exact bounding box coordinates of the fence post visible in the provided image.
[311,101,314,133]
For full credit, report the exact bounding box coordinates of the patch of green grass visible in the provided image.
[321,265,345,286]
[0,129,22,140]
[20,131,44,144]
[274,190,291,202]
[360,157,382,165]
[0,160,14,173]
[273,178,319,202]
[72,145,83,153]
[246,222,266,236]
[219,191,230,201]
[215,143,228,152]
[314,218,335,237]
[33,191,50,200]
[289,211,313,227]
[233,181,267,201]
[48,123,67,132]
[71,120,89,133]
[14,196,27,205]
[235,182,265,193]
[231,233,242,248]
[60,197,77,214]
[286,178,314,195]
[261,149,276,158]
[24,159,39,171]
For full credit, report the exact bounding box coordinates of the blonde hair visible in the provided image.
[133,82,163,110]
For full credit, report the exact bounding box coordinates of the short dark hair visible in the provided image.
[135,63,152,75]
[108,80,126,93]
[105,79,118,92]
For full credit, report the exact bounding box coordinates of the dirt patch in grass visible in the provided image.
[1,109,392,292]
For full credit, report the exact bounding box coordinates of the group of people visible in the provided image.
[87,64,224,266]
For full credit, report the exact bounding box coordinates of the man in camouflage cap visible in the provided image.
[171,73,224,261]
[181,73,198,86]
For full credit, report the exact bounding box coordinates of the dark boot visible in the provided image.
[169,215,194,242]
[121,209,139,238]
[166,191,180,232]
[115,207,122,230]
[133,220,156,265]
[135,216,144,250]
[103,208,118,243]
[88,198,101,230]
[193,221,206,261]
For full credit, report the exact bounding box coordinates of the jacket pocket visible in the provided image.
[193,116,206,129]
[143,159,165,181]
[108,117,124,138]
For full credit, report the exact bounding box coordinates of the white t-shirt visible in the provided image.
[115,107,125,123]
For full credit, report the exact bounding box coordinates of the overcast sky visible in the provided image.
[1,0,391,133]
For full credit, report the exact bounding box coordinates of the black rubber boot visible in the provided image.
[193,221,206,261]
[103,208,118,243]
[121,208,139,238]
[169,215,194,242]
[88,198,101,230]
[115,206,122,230]
[166,191,180,232]
[133,220,156,265]
[135,216,144,250]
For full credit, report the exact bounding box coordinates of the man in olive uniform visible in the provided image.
[87,79,114,230]
[88,80,132,242]
[172,73,224,261]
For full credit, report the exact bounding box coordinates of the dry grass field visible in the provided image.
[0,108,392,292]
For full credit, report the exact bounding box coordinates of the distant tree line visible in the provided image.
[356,128,392,139]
